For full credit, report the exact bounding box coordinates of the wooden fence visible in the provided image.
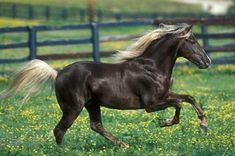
[0,20,152,63]
[0,18,235,64]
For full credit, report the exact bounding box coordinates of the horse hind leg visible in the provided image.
[85,102,129,148]
[53,92,85,145]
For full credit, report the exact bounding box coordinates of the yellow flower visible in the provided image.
[0,76,9,82]
[20,109,34,116]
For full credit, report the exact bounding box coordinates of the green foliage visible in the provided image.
[0,64,235,156]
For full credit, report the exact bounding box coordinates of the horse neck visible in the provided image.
[142,37,179,77]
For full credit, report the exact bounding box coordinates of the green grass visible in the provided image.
[0,64,234,156]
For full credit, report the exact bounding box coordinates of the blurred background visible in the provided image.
[0,0,234,24]
[0,0,234,68]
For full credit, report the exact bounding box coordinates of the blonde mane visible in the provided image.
[115,23,191,62]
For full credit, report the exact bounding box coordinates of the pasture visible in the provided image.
[0,63,234,156]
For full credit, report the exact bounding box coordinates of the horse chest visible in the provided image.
[158,79,171,97]
[133,64,171,97]
[151,74,171,98]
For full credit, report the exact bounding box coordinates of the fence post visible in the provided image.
[28,26,37,60]
[80,9,86,23]
[201,25,209,48]
[91,22,100,62]
[12,4,16,18]
[97,10,103,22]
[28,5,34,19]
[62,8,68,20]
[45,6,50,20]
[115,13,122,21]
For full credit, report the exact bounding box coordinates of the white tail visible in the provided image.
[0,59,57,104]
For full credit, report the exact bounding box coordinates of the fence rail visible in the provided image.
[0,18,235,64]
[154,17,235,25]
[0,20,153,63]
[154,17,235,53]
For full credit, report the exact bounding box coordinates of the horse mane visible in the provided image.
[115,23,192,62]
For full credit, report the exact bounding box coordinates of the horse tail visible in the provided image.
[0,59,57,104]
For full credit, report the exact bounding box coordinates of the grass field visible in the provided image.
[0,64,234,156]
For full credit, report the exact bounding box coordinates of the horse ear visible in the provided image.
[159,23,167,28]
[184,24,193,33]
[179,24,193,38]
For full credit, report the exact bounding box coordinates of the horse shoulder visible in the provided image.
[126,61,171,102]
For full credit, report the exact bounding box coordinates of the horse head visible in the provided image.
[176,24,212,69]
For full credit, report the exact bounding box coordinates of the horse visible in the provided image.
[0,23,211,148]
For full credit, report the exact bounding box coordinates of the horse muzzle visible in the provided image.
[198,56,212,69]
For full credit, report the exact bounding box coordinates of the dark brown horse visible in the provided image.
[0,23,211,148]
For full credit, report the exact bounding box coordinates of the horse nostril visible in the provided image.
[199,60,204,65]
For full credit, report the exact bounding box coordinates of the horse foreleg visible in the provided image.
[145,99,181,127]
[170,92,207,134]
[85,103,129,148]
[160,103,181,127]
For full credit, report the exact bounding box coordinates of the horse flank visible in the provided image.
[115,23,192,62]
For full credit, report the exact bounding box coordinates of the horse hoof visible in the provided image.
[160,119,171,127]
[199,124,208,135]
[160,118,178,127]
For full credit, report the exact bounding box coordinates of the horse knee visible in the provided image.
[90,122,103,133]
[185,95,196,103]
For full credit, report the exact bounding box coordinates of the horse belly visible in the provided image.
[91,83,143,109]
[99,94,143,110]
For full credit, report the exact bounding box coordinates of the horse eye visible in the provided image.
[187,39,196,44]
